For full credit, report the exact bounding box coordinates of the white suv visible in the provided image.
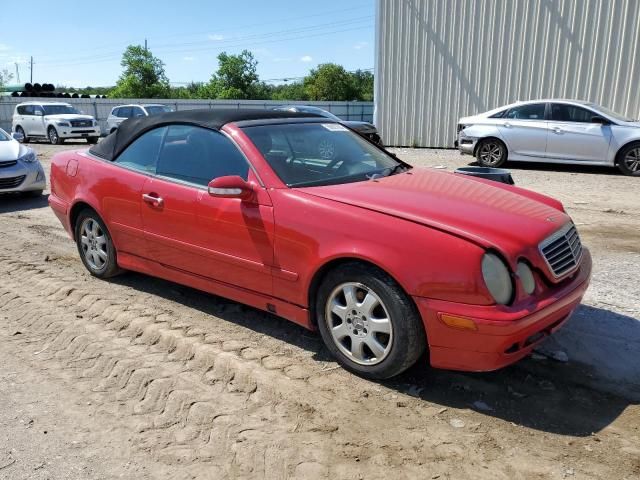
[12,102,101,145]
[106,104,173,133]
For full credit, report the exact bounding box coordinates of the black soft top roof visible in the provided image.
[89,108,321,161]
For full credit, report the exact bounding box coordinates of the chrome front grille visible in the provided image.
[0,175,26,189]
[539,223,583,278]
[71,120,92,127]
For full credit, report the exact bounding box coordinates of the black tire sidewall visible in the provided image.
[476,139,507,167]
[16,126,28,143]
[74,210,120,278]
[48,127,60,145]
[315,263,426,379]
[617,143,640,176]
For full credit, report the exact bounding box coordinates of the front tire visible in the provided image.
[617,142,640,176]
[75,209,121,278]
[87,136,99,144]
[315,262,426,379]
[476,138,507,167]
[48,126,62,145]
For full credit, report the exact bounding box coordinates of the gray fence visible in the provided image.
[0,97,374,135]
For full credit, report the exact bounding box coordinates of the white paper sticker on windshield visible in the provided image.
[321,123,348,131]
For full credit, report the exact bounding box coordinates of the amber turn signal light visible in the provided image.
[439,314,478,331]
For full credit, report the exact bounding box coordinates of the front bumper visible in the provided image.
[457,134,477,155]
[0,160,46,193]
[58,127,101,139]
[414,248,592,372]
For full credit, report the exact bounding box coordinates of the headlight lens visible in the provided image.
[516,261,536,295]
[19,149,37,163]
[56,121,71,127]
[481,253,513,305]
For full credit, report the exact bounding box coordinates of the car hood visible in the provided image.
[298,168,569,254]
[343,121,377,133]
[0,140,22,162]
[44,114,95,121]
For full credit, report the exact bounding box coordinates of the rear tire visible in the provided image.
[15,126,29,143]
[476,138,507,167]
[74,209,121,278]
[315,262,426,379]
[616,142,640,176]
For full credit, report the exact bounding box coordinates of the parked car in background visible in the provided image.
[49,108,591,380]
[0,128,46,196]
[12,102,100,145]
[106,104,174,133]
[272,105,382,145]
[457,99,640,176]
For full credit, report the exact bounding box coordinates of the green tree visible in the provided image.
[111,45,170,98]
[202,50,261,99]
[303,63,357,101]
[350,69,374,101]
[0,69,14,88]
[270,81,307,101]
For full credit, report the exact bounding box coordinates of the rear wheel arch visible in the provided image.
[69,201,100,240]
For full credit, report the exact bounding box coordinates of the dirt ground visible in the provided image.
[0,141,638,480]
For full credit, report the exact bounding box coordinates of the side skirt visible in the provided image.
[117,251,313,330]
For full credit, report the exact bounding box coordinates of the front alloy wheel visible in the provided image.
[48,127,61,145]
[316,262,426,379]
[477,139,507,167]
[618,144,640,176]
[325,282,393,365]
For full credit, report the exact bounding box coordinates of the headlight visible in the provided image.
[18,149,37,163]
[56,121,71,127]
[481,253,513,305]
[516,261,536,295]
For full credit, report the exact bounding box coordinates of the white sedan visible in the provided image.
[456,99,640,176]
[0,128,46,196]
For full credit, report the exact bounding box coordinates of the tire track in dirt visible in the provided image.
[1,253,638,479]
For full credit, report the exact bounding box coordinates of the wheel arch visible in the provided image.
[307,256,421,329]
[473,136,508,157]
[69,200,101,241]
[614,139,640,165]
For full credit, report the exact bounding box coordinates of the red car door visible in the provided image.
[141,125,274,295]
[93,126,166,258]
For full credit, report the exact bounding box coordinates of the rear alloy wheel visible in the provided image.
[476,139,507,167]
[316,263,426,379]
[48,126,62,145]
[75,210,121,278]
[617,143,640,176]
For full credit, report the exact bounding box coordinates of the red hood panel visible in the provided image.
[299,168,569,254]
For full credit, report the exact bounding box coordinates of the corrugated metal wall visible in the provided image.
[375,0,640,148]
[0,98,373,134]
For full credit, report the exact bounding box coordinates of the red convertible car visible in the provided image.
[49,109,592,379]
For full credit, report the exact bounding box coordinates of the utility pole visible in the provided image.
[144,38,148,51]
[30,56,33,83]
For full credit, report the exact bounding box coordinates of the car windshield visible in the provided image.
[0,129,9,141]
[243,122,407,187]
[42,105,80,115]
[587,103,635,122]
[145,105,173,115]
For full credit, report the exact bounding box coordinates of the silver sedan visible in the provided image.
[457,99,640,176]
[0,128,46,196]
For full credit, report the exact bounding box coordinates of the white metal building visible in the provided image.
[374,0,640,148]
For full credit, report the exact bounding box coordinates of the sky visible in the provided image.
[0,0,375,88]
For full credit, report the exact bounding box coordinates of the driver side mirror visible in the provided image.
[207,175,254,201]
[591,115,610,125]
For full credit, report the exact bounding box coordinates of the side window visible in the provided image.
[489,109,507,118]
[119,107,132,118]
[114,127,167,173]
[17,106,25,115]
[23,105,35,115]
[550,104,594,123]
[505,103,546,120]
[156,125,250,186]
[131,107,145,117]
[111,108,120,117]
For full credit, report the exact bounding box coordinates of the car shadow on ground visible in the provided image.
[0,193,49,214]
[108,271,636,438]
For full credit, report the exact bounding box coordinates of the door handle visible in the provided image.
[552,127,562,134]
[504,122,512,128]
[142,193,164,207]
